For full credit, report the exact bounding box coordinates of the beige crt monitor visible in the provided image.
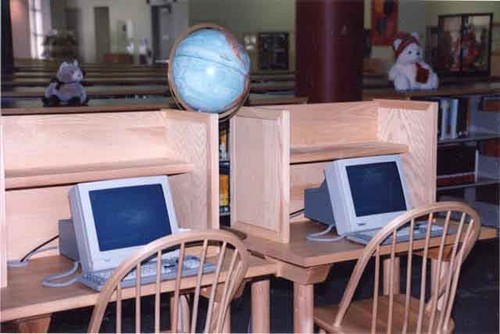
[325,154,412,236]
[69,176,179,273]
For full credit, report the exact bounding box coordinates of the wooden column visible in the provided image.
[2,0,14,74]
[296,0,364,102]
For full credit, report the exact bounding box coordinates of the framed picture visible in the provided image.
[370,0,398,46]
[257,32,289,70]
[436,13,493,76]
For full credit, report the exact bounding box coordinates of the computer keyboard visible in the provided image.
[347,224,446,245]
[79,255,215,291]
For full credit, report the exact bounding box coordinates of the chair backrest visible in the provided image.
[333,201,481,333]
[87,230,249,333]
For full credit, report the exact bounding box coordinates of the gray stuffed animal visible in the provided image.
[43,60,88,106]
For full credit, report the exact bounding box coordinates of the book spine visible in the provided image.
[449,98,458,139]
[440,98,449,140]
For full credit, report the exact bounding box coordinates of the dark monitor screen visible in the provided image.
[346,162,407,217]
[89,184,171,251]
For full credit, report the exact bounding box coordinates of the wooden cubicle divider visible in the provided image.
[230,100,437,243]
[230,108,291,242]
[0,110,218,288]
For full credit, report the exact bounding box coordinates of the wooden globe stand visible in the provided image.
[167,23,250,122]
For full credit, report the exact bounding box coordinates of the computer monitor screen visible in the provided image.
[325,154,411,235]
[347,162,407,217]
[89,185,171,251]
[69,176,179,272]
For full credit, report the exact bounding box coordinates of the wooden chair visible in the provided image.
[87,230,249,333]
[314,201,481,334]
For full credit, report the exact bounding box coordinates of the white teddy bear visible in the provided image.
[388,32,439,91]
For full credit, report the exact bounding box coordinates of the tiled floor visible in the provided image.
[41,238,498,333]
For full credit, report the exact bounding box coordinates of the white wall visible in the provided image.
[65,0,153,63]
[188,0,295,71]
[188,0,294,34]
[10,0,31,59]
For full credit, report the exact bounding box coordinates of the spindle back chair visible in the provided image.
[87,230,249,333]
[314,201,481,334]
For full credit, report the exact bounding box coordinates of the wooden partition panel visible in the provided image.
[377,99,437,207]
[1,110,218,285]
[230,107,290,242]
[6,186,71,261]
[286,102,379,148]
[160,110,219,230]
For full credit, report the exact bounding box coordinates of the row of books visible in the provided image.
[416,97,476,187]
[219,122,230,214]
[437,97,469,140]
[219,122,229,162]
[220,173,230,214]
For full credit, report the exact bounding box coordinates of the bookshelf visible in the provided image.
[0,110,219,288]
[230,100,437,243]
[434,95,498,218]
[364,83,499,226]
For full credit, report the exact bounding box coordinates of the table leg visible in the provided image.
[5,313,52,333]
[170,295,190,332]
[293,283,314,333]
[383,256,400,295]
[251,279,270,333]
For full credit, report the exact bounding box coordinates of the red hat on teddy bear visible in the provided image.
[393,32,420,59]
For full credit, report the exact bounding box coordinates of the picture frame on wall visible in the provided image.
[370,0,398,46]
[436,13,493,77]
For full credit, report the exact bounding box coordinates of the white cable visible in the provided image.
[42,261,80,288]
[306,224,346,242]
[7,246,58,268]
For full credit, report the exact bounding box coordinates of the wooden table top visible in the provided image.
[1,82,295,99]
[242,220,498,268]
[363,82,500,100]
[0,94,307,115]
[0,254,277,322]
[1,74,295,88]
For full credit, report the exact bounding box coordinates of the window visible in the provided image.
[28,0,45,59]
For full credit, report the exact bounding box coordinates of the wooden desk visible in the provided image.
[2,74,294,88]
[242,220,498,333]
[1,85,170,99]
[1,94,306,116]
[228,101,497,333]
[1,82,295,99]
[363,82,500,100]
[1,97,176,115]
[0,255,277,332]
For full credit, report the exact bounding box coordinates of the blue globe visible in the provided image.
[168,24,250,118]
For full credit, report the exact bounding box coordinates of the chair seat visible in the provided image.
[314,295,455,333]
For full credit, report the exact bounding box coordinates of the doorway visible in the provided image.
[151,1,188,62]
[94,7,110,63]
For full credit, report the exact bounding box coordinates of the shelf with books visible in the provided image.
[437,176,500,191]
[431,94,499,227]
[438,131,500,145]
